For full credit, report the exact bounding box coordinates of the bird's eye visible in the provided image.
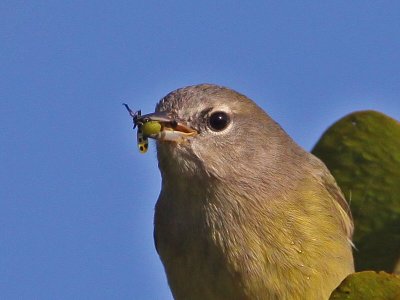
[208,111,230,131]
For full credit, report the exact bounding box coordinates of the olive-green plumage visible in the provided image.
[312,110,400,272]
[153,84,354,299]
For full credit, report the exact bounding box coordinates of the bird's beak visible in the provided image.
[141,112,198,143]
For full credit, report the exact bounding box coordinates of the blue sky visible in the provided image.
[1,1,399,299]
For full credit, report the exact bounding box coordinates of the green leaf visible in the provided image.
[312,110,400,272]
[329,271,400,299]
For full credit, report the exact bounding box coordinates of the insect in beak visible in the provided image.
[123,104,197,153]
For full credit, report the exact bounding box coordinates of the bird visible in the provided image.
[145,84,354,299]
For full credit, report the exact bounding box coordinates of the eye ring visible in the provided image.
[207,111,230,132]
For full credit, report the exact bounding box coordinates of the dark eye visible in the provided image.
[208,111,230,131]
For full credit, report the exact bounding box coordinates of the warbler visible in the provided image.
[146,84,354,299]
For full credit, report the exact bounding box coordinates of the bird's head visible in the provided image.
[147,84,302,185]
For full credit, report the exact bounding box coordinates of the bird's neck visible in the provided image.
[156,172,353,299]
